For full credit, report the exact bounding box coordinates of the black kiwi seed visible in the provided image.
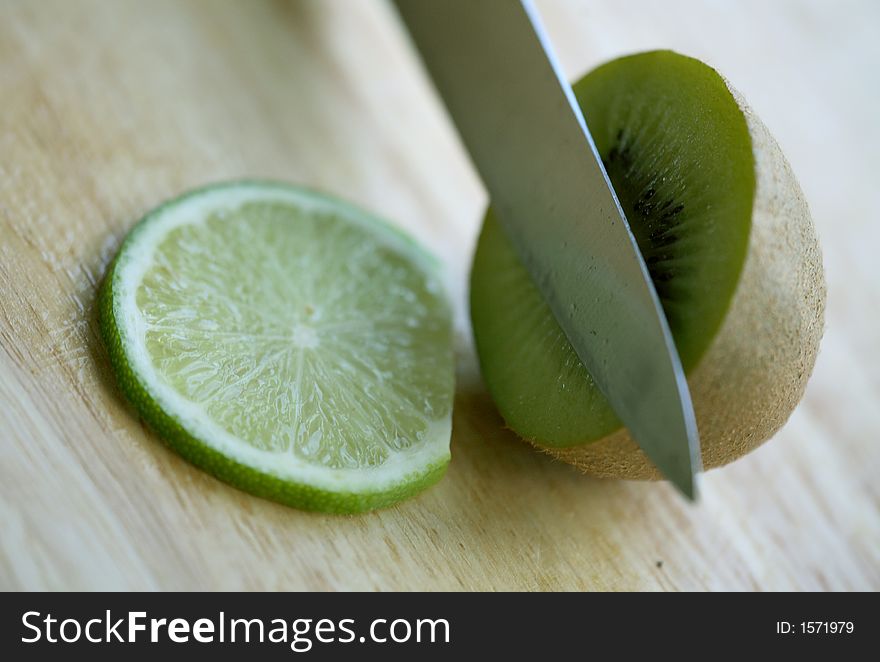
[603,128,633,171]
[661,203,684,220]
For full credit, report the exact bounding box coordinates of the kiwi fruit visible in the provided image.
[469,50,825,479]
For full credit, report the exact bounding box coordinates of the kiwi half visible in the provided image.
[469,50,825,478]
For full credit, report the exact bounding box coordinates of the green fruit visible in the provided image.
[100,181,454,512]
[470,51,825,477]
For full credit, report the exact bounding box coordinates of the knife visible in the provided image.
[394,0,702,498]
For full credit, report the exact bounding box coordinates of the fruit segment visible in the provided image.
[101,182,454,513]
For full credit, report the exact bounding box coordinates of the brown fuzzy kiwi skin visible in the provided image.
[543,84,826,479]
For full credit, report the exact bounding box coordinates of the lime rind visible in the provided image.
[100,181,453,513]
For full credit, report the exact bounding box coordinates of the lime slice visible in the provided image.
[99,181,454,513]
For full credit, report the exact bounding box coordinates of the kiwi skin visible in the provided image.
[546,82,826,479]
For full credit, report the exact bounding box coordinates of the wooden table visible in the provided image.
[1,0,877,591]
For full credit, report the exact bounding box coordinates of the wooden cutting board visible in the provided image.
[1,0,877,591]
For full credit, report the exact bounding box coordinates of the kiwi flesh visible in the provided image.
[469,50,825,478]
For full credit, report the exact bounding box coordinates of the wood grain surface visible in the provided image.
[1,0,877,591]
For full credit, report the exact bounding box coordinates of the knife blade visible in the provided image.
[394,0,701,498]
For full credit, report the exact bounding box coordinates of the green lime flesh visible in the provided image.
[470,51,756,447]
[100,181,454,513]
